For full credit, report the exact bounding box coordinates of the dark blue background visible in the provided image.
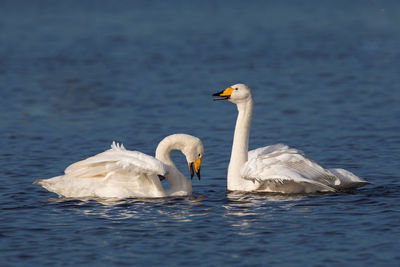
[1,1,399,265]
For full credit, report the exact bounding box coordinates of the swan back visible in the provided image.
[242,145,339,184]
[64,141,167,179]
[242,144,368,193]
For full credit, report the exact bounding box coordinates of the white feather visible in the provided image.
[65,142,167,178]
[34,134,204,198]
[241,144,342,192]
[218,83,369,193]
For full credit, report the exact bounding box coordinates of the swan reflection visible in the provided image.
[47,195,209,222]
[223,192,307,234]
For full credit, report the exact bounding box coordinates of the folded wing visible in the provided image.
[242,144,358,193]
[64,141,167,179]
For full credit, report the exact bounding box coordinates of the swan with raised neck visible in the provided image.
[213,84,259,191]
[213,83,369,193]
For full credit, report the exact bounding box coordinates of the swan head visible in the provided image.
[182,137,204,180]
[158,134,204,180]
[213,83,252,104]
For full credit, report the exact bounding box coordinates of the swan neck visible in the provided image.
[232,99,253,163]
[155,136,191,192]
[156,139,178,167]
[228,97,254,190]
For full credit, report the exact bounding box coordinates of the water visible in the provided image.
[1,0,399,265]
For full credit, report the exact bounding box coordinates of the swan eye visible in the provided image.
[198,153,201,157]
[235,88,238,91]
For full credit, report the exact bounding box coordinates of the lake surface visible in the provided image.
[1,0,399,266]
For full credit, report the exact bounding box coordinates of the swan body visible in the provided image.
[213,84,369,193]
[34,134,204,198]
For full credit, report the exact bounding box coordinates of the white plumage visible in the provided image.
[34,134,203,198]
[214,84,369,193]
[63,141,167,179]
[242,144,350,193]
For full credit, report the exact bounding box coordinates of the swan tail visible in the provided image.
[33,179,44,185]
[329,168,371,190]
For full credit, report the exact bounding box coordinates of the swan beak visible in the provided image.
[189,157,202,180]
[213,87,234,101]
[189,162,195,179]
[194,156,202,180]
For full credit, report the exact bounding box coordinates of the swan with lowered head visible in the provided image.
[34,134,203,198]
[213,83,369,193]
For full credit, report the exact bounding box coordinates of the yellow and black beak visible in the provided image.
[213,87,234,101]
[189,156,202,180]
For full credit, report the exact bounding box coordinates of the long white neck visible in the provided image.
[227,97,258,191]
[155,135,192,195]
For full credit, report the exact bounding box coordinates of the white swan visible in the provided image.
[213,84,369,193]
[34,134,204,198]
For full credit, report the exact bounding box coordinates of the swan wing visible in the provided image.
[327,168,370,189]
[64,142,167,179]
[243,144,340,192]
[248,143,292,160]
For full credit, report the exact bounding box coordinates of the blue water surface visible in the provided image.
[1,0,399,266]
